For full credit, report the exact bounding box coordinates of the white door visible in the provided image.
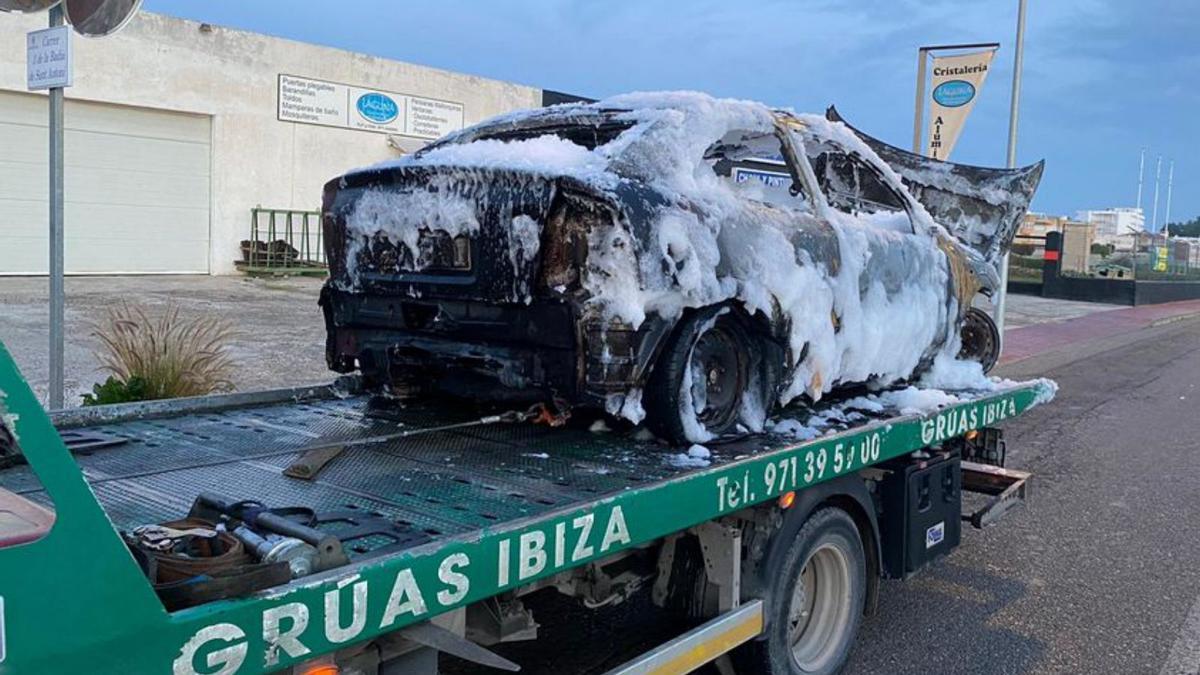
[0,91,211,274]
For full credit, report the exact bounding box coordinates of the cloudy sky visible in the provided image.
[145,0,1198,228]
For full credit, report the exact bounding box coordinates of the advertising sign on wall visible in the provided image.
[926,49,995,160]
[278,74,464,140]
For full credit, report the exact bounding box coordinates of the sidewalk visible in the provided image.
[1000,297,1200,366]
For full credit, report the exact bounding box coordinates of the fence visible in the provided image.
[1128,236,1200,280]
[1008,234,1046,282]
[237,207,326,275]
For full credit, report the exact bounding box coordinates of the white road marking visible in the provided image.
[1161,593,1200,675]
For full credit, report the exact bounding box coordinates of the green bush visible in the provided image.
[82,376,150,406]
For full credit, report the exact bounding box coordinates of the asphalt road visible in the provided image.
[845,315,1200,673]
[447,316,1200,675]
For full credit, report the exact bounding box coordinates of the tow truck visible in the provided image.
[0,340,1052,675]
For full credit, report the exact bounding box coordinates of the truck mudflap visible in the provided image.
[825,106,1044,273]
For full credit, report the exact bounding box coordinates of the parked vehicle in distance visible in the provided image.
[320,93,1043,444]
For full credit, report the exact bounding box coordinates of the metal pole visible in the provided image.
[48,5,65,410]
[1135,148,1145,211]
[1164,160,1174,237]
[1151,155,1162,233]
[995,0,1027,345]
[912,48,928,154]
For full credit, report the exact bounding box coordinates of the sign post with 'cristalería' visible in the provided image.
[911,42,999,160]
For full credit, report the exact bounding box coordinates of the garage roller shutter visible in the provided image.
[0,91,211,274]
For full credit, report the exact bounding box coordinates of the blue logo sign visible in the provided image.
[356,92,399,124]
[932,80,976,108]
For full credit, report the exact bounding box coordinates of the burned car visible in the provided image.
[319,93,1042,444]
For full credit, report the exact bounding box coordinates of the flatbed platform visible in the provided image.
[8,393,725,554]
[0,370,1054,675]
[3,381,1049,564]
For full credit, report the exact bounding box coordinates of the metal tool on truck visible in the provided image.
[0,339,1052,674]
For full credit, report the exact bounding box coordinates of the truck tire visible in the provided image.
[645,310,750,445]
[737,507,866,675]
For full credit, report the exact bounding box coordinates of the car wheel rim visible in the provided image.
[687,324,742,430]
[787,542,853,672]
[958,310,998,372]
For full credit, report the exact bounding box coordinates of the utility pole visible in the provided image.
[1163,160,1174,237]
[48,3,66,410]
[1151,155,1162,233]
[1136,148,1145,211]
[995,0,1027,343]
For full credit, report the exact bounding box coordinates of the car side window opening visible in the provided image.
[705,130,812,212]
[809,147,917,234]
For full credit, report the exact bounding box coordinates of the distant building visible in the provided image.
[1060,222,1095,274]
[1075,208,1145,244]
[1016,213,1092,254]
[1018,213,1068,240]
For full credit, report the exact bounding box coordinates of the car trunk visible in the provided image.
[323,165,562,304]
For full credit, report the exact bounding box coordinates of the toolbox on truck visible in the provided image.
[876,450,963,579]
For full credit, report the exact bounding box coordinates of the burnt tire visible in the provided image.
[735,507,866,675]
[958,307,1001,374]
[645,310,750,445]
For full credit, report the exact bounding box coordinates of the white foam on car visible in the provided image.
[605,387,646,425]
[508,214,541,302]
[667,443,713,468]
[342,91,1037,436]
[343,178,481,281]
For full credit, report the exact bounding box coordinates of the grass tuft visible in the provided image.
[90,302,236,401]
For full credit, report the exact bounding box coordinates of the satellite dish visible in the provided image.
[0,0,60,12]
[63,0,141,37]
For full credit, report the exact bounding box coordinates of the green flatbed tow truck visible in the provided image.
[0,339,1054,675]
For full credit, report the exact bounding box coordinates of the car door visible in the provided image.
[783,129,960,384]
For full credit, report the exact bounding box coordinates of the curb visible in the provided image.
[1149,312,1200,328]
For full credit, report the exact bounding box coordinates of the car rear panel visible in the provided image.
[323,165,559,304]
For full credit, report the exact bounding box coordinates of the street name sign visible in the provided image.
[26,24,73,90]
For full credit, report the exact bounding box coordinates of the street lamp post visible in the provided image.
[994,0,1028,343]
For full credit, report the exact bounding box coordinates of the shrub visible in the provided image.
[82,376,149,406]
[84,303,236,405]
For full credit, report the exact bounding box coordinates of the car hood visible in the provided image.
[826,107,1044,274]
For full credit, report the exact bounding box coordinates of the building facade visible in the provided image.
[0,13,543,275]
[1017,212,1068,241]
[1074,207,1145,244]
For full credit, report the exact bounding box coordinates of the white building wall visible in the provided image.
[0,12,542,273]
[1075,208,1145,241]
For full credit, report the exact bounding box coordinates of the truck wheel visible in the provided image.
[958,307,1000,373]
[738,507,866,675]
[645,310,750,444]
